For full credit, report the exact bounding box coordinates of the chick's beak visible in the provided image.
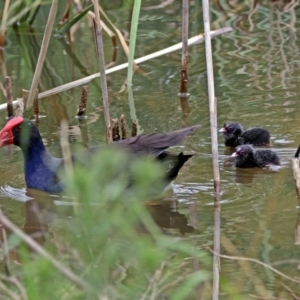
[219,128,226,133]
[231,152,238,157]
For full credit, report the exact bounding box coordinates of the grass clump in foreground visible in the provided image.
[3,148,211,299]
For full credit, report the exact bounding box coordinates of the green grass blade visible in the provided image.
[55,3,93,37]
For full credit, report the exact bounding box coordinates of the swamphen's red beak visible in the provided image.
[0,117,24,147]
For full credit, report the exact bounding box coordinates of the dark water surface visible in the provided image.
[1,1,300,299]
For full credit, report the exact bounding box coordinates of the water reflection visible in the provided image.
[0,186,196,257]
[146,200,197,235]
[23,197,55,246]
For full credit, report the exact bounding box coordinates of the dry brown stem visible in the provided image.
[208,248,300,284]
[77,86,88,117]
[5,76,13,118]
[0,224,10,276]
[33,89,39,117]
[0,275,27,300]
[26,0,58,109]
[1,28,232,112]
[180,0,189,94]
[0,0,10,48]
[0,279,19,300]
[112,118,120,141]
[90,7,112,143]
[0,208,90,290]
[131,121,137,137]
[280,282,300,300]
[120,114,126,139]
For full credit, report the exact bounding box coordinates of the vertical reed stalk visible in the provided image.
[22,89,29,108]
[0,224,10,276]
[180,0,189,95]
[33,89,39,116]
[202,1,221,299]
[127,0,141,86]
[5,76,13,119]
[0,0,10,47]
[91,1,112,143]
[26,0,58,110]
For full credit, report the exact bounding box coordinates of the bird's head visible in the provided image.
[0,117,40,149]
[219,122,243,136]
[231,145,253,158]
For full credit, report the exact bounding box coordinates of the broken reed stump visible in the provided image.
[112,118,120,141]
[292,145,300,207]
[5,76,14,119]
[109,115,138,141]
[132,120,137,137]
[77,86,88,117]
[121,114,126,139]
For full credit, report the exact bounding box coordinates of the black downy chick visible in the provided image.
[220,122,270,147]
[231,145,280,168]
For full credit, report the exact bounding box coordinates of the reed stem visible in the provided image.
[202,1,221,299]
[5,76,13,119]
[180,0,189,95]
[26,0,58,110]
[1,29,233,112]
[91,2,112,143]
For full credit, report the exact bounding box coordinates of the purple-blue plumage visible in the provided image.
[0,117,200,193]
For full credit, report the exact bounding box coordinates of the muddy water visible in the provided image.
[1,1,300,299]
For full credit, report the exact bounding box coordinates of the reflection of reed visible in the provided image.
[188,201,201,298]
[294,211,300,245]
[180,96,191,127]
[212,1,299,95]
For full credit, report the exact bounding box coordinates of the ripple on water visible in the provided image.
[0,185,33,202]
